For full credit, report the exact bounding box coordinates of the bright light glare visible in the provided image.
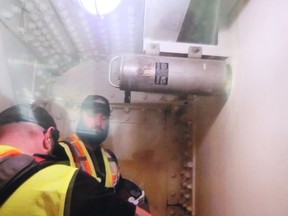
[79,0,121,16]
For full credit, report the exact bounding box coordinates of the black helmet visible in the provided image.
[81,95,110,116]
[0,103,59,141]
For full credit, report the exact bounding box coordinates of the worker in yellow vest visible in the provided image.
[0,103,151,216]
[53,95,150,211]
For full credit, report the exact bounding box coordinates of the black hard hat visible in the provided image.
[81,95,111,116]
[0,103,57,130]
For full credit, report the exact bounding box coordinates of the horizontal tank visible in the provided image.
[113,54,229,95]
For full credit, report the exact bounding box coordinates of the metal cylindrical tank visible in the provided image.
[110,54,230,95]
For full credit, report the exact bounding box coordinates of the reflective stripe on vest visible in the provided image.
[0,146,77,216]
[60,134,98,180]
[102,149,120,187]
[0,145,21,157]
[60,134,119,187]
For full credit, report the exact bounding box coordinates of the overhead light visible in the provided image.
[79,0,121,16]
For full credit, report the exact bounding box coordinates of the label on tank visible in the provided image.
[155,62,169,85]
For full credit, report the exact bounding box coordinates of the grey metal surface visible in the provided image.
[118,54,228,95]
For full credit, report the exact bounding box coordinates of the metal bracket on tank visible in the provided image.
[144,43,160,55]
[188,46,202,58]
[124,90,131,103]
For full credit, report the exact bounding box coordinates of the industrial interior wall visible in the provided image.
[106,107,176,216]
[195,0,288,216]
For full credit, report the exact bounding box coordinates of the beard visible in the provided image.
[76,120,109,150]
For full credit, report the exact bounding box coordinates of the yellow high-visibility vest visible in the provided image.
[0,145,77,216]
[59,134,119,187]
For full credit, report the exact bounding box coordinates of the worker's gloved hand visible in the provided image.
[115,177,150,212]
[128,190,145,205]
